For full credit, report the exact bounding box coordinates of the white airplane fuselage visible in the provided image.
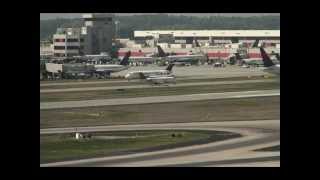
[94,64,129,73]
[166,54,204,62]
[125,70,171,80]
[243,58,262,62]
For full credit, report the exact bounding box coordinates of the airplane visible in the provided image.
[117,50,160,65]
[125,63,175,80]
[251,39,260,48]
[93,51,131,76]
[260,47,280,75]
[127,56,155,66]
[156,45,204,65]
[138,72,176,85]
[234,40,262,64]
[235,53,261,63]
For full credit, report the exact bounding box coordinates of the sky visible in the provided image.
[40,13,280,20]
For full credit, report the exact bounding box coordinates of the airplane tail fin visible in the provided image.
[166,63,175,72]
[157,45,167,57]
[120,51,131,65]
[195,39,200,47]
[252,40,259,48]
[260,48,275,67]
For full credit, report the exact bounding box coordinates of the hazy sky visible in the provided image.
[40,13,280,20]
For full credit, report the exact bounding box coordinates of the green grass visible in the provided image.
[40,96,280,128]
[40,130,240,164]
[40,81,280,102]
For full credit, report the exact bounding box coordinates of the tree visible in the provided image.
[40,15,280,40]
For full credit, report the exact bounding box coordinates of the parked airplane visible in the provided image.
[93,51,131,76]
[117,50,161,65]
[260,47,280,75]
[127,56,155,65]
[125,63,175,80]
[157,45,204,65]
[235,40,262,64]
[138,72,176,85]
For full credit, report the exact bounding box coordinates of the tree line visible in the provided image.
[40,14,280,41]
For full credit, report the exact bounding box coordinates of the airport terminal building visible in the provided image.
[134,30,280,47]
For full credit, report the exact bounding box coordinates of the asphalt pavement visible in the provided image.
[40,79,276,93]
[40,89,279,110]
[40,120,280,167]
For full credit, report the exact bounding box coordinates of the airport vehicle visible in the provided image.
[138,72,176,85]
[260,47,280,75]
[213,62,225,67]
[125,63,175,80]
[93,51,131,76]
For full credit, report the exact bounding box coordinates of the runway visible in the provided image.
[40,89,280,110]
[40,120,280,167]
[40,89,279,110]
[40,64,279,166]
[40,80,126,87]
[112,65,268,79]
[40,79,276,93]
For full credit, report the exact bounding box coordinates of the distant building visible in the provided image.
[53,28,85,57]
[40,41,54,57]
[134,30,280,47]
[51,13,116,57]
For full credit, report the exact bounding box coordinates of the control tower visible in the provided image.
[82,13,115,54]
